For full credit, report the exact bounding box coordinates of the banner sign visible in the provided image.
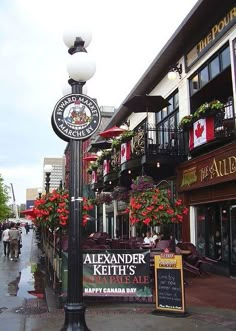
[83,250,151,297]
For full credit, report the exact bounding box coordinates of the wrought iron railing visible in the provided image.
[132,125,188,159]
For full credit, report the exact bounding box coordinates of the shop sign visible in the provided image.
[83,250,151,297]
[186,7,236,69]
[154,254,185,313]
[179,146,236,191]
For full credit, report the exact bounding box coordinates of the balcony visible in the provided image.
[188,98,235,156]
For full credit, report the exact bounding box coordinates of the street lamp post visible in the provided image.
[44,164,53,194]
[51,27,98,331]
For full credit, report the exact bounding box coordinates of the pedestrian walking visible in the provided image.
[8,223,21,261]
[2,225,10,257]
[25,222,30,234]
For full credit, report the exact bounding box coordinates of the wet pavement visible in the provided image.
[0,230,236,330]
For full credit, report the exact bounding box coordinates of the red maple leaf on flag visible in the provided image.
[121,144,126,157]
[195,121,204,138]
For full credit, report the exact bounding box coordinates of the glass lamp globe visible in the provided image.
[44,164,53,173]
[63,26,92,49]
[67,52,96,82]
[37,188,43,194]
[168,71,177,80]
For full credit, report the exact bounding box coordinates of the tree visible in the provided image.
[0,175,11,220]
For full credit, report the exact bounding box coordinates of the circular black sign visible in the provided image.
[51,94,101,142]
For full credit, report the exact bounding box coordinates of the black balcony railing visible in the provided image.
[132,125,188,160]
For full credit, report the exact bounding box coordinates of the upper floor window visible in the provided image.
[156,90,179,127]
[189,44,230,96]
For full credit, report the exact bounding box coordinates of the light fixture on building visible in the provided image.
[168,63,182,80]
[156,162,160,168]
[109,181,112,185]
[120,119,130,130]
[128,170,131,174]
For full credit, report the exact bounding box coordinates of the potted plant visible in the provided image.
[120,130,135,143]
[194,100,224,119]
[86,161,99,174]
[97,149,112,165]
[179,114,194,129]
[111,138,122,150]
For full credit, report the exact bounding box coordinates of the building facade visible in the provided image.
[87,1,236,276]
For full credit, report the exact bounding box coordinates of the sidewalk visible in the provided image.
[1,231,236,331]
[23,273,236,331]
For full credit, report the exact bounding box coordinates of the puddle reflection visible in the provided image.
[8,272,21,296]
[8,263,45,299]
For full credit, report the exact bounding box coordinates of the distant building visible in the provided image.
[26,188,39,209]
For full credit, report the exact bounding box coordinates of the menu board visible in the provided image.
[154,254,185,313]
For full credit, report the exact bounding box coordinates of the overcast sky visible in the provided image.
[0,0,198,205]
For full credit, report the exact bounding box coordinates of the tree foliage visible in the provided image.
[0,175,11,220]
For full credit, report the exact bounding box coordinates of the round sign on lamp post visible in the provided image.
[51,32,100,331]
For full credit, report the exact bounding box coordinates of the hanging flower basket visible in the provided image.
[128,176,188,227]
[33,190,93,228]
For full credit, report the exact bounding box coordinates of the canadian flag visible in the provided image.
[189,117,214,150]
[120,141,131,164]
[91,170,97,184]
[103,159,110,176]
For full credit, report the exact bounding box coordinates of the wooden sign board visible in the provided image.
[154,254,185,313]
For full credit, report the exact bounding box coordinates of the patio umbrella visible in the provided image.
[83,154,98,161]
[20,209,35,218]
[124,95,170,124]
[90,140,112,151]
[123,95,169,113]
[99,126,126,139]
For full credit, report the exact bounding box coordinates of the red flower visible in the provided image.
[129,176,189,227]
[32,189,94,229]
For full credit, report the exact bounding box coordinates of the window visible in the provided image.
[189,44,230,96]
[209,56,220,79]
[190,74,199,94]
[155,90,179,148]
[199,66,209,87]
[221,46,230,70]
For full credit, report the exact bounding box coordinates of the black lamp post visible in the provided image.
[37,188,43,199]
[58,28,97,331]
[44,164,53,194]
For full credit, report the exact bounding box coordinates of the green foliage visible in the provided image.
[0,175,11,220]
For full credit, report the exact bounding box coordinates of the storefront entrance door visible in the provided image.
[229,205,236,277]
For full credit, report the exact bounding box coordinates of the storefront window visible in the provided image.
[196,204,230,263]
[196,207,206,256]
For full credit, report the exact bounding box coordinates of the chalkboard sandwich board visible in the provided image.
[154,253,185,314]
